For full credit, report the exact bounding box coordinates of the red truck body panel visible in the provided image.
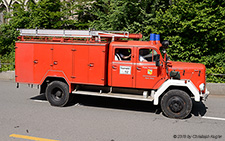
[15,33,206,93]
[15,39,167,90]
[108,41,166,89]
[15,43,34,83]
[15,41,108,86]
[168,61,206,92]
[14,29,209,119]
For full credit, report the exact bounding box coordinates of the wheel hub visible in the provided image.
[55,90,62,98]
[51,88,63,100]
[168,97,184,113]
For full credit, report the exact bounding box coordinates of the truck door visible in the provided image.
[33,44,52,83]
[135,48,161,89]
[73,45,89,83]
[88,45,107,85]
[111,47,134,87]
[52,44,73,78]
[72,45,107,85]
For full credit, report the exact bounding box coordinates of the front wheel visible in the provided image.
[46,81,70,107]
[160,89,192,119]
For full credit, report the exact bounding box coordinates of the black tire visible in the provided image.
[160,89,192,119]
[45,81,70,107]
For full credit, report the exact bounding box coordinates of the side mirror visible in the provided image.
[155,54,160,66]
[161,40,171,49]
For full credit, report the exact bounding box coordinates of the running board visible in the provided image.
[72,90,154,102]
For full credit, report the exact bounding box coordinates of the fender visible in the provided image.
[152,78,166,89]
[40,70,72,92]
[153,79,200,105]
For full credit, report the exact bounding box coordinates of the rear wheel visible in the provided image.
[160,89,192,119]
[46,81,70,107]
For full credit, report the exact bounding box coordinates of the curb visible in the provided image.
[206,83,225,95]
[0,71,15,80]
[0,71,224,95]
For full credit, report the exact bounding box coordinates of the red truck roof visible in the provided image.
[111,40,162,50]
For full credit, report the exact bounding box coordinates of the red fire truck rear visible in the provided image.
[15,29,209,119]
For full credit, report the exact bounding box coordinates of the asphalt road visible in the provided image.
[0,80,225,141]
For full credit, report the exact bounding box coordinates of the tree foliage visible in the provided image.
[8,0,63,29]
[61,0,92,29]
[0,0,224,82]
[90,0,169,38]
[147,0,225,82]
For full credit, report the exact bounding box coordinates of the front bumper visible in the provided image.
[201,88,210,101]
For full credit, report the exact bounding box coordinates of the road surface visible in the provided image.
[0,80,224,141]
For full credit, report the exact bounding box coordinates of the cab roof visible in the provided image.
[110,40,161,50]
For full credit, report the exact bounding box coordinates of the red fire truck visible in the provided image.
[15,29,209,119]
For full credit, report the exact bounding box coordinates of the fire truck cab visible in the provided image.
[15,29,209,119]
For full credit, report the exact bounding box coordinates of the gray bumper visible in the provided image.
[201,88,210,101]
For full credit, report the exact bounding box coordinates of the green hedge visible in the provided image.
[0,0,224,82]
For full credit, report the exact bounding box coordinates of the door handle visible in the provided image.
[112,66,117,69]
[136,67,141,70]
[88,63,94,67]
[33,60,38,64]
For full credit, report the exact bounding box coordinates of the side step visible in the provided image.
[72,90,154,102]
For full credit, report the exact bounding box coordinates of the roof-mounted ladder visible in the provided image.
[18,29,142,40]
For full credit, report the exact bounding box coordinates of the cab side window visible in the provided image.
[139,49,158,62]
[139,49,153,62]
[115,48,132,61]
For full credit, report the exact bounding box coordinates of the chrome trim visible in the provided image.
[112,45,156,48]
[112,62,133,65]
[136,63,155,66]
[112,62,157,66]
